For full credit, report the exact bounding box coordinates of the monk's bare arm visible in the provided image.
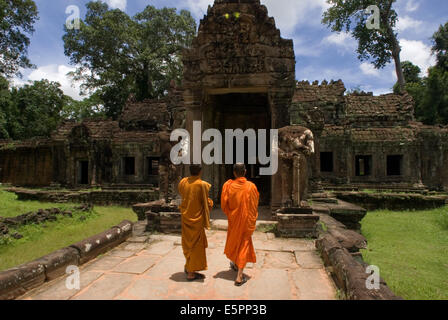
[220,181,230,215]
[178,178,186,198]
[245,184,260,236]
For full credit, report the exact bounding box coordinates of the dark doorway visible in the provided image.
[147,157,159,176]
[78,161,89,185]
[387,155,403,176]
[320,152,334,172]
[356,155,372,176]
[124,157,135,176]
[147,157,159,186]
[209,92,271,205]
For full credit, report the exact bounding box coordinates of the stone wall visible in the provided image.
[333,191,448,211]
[0,220,133,300]
[10,188,158,207]
[0,142,53,187]
[316,214,401,300]
[182,0,296,208]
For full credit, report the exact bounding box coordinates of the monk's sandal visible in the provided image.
[187,273,205,281]
[235,275,247,287]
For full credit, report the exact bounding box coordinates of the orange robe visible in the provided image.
[221,177,259,269]
[178,176,213,273]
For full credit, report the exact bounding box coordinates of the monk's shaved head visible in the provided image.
[189,164,202,176]
[233,163,246,178]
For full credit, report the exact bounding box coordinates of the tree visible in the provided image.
[400,61,421,84]
[393,61,422,94]
[0,76,11,139]
[418,67,448,125]
[322,0,406,92]
[432,22,448,72]
[61,93,106,121]
[0,0,39,78]
[8,80,69,139]
[63,2,196,119]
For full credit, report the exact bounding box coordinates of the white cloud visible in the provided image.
[359,85,392,95]
[324,32,351,46]
[261,0,329,36]
[400,39,437,74]
[103,0,127,11]
[14,65,83,100]
[360,62,381,77]
[396,15,423,32]
[182,0,213,19]
[322,32,357,53]
[292,36,322,57]
[405,0,420,12]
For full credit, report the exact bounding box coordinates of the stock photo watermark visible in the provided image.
[170,121,279,175]
[66,5,80,30]
[366,5,381,30]
[366,265,381,290]
[65,265,80,290]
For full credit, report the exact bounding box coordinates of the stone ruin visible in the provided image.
[292,80,448,193]
[0,0,447,218]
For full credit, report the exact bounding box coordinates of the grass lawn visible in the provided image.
[0,189,137,271]
[361,207,448,300]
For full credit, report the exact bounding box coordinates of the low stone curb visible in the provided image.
[0,220,133,300]
[9,188,158,207]
[333,191,448,211]
[316,214,402,300]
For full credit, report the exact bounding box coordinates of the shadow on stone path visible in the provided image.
[20,229,337,300]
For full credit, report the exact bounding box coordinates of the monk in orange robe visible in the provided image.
[178,164,213,281]
[221,163,259,286]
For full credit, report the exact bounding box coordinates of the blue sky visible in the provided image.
[14,0,448,99]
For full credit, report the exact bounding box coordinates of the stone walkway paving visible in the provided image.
[21,229,337,300]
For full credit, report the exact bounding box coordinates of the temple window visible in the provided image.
[147,157,160,176]
[355,155,372,176]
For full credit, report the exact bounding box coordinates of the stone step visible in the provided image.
[210,219,277,231]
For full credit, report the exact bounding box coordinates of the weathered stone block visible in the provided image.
[34,247,80,281]
[70,220,133,264]
[276,213,319,238]
[327,228,367,253]
[0,261,46,300]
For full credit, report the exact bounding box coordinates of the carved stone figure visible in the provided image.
[157,125,180,203]
[278,126,315,207]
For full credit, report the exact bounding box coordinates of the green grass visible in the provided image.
[0,189,74,218]
[361,207,448,300]
[0,189,136,271]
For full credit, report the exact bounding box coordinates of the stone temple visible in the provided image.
[1,0,447,209]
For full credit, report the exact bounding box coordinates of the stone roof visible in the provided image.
[350,127,416,142]
[0,139,52,149]
[321,125,346,138]
[119,98,171,131]
[52,120,121,141]
[51,119,161,145]
[321,126,418,142]
[344,93,414,121]
[293,80,346,104]
[112,131,158,144]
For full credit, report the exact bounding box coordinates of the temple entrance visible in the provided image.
[203,92,272,205]
[77,160,89,185]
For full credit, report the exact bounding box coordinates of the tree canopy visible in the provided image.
[322,0,406,91]
[432,22,448,72]
[0,0,39,78]
[392,23,448,126]
[0,79,76,140]
[63,2,197,119]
